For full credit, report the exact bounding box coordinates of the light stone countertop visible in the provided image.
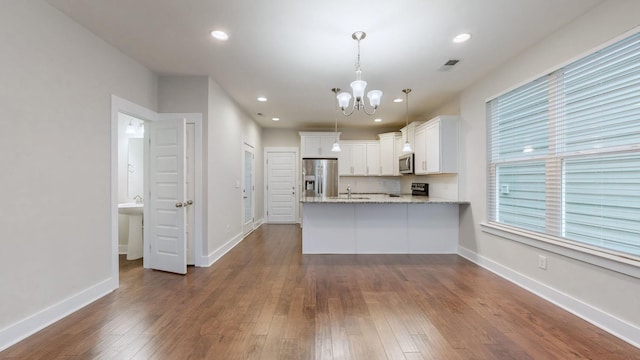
[300,193,469,204]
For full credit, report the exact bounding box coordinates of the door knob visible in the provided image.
[175,202,183,208]
[185,200,193,206]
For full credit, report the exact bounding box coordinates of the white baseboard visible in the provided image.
[458,246,640,349]
[201,232,243,267]
[199,223,265,267]
[0,278,114,352]
[118,244,127,254]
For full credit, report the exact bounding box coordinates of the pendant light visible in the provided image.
[336,31,383,116]
[402,88,412,153]
[330,88,341,152]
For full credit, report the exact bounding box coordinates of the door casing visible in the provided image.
[110,96,204,286]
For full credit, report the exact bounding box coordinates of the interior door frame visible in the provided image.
[110,96,204,288]
[264,147,300,224]
[242,143,255,236]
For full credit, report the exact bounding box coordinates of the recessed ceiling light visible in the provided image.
[453,33,471,43]
[272,117,280,121]
[257,97,267,102]
[393,98,403,103]
[374,118,382,123]
[210,30,229,41]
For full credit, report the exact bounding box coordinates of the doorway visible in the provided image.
[117,113,145,263]
[111,96,203,285]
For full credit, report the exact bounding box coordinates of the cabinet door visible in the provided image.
[320,135,337,157]
[338,143,353,175]
[350,143,367,175]
[379,136,395,175]
[414,126,427,174]
[425,122,440,173]
[302,136,321,157]
[366,143,380,175]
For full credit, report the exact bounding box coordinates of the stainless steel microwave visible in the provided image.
[399,153,414,174]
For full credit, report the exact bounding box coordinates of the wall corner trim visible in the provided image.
[457,246,640,349]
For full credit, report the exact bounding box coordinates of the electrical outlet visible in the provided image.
[226,224,230,233]
[538,255,547,270]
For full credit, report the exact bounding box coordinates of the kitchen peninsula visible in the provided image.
[300,194,469,254]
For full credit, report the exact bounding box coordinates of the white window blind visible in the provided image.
[487,31,640,257]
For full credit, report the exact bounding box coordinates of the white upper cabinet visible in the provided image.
[338,142,366,175]
[339,141,380,176]
[414,125,428,174]
[399,121,423,154]
[378,132,401,176]
[365,143,380,176]
[300,132,340,158]
[414,116,458,174]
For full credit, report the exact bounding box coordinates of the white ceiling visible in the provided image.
[46,0,602,130]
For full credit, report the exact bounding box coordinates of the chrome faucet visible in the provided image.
[346,184,352,199]
[134,195,143,204]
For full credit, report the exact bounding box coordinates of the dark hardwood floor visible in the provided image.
[2,224,638,359]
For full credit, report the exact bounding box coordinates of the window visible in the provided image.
[487,32,640,257]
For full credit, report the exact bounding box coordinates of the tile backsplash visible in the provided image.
[338,176,401,194]
[337,173,459,200]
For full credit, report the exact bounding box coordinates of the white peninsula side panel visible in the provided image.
[301,201,460,254]
[407,204,459,253]
[301,204,356,253]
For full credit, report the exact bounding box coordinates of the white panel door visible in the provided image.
[267,151,297,223]
[146,118,187,274]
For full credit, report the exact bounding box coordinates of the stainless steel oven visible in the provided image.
[399,153,414,174]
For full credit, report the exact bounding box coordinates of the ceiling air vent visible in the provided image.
[438,59,460,72]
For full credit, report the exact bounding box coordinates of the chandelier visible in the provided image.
[336,31,383,116]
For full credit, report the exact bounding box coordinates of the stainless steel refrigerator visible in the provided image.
[302,158,339,198]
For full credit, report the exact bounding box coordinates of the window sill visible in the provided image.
[480,222,640,279]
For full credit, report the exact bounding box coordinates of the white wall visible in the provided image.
[262,128,300,148]
[457,0,640,338]
[207,78,263,261]
[0,0,157,347]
